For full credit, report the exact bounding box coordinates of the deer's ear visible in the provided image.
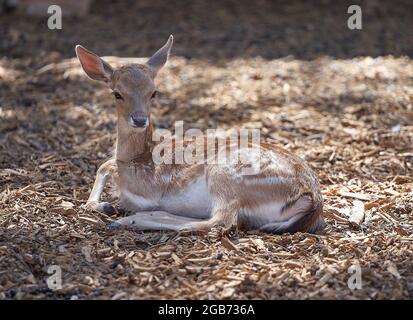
[75,45,113,83]
[146,35,173,76]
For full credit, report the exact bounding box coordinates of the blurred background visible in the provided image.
[1,0,412,59]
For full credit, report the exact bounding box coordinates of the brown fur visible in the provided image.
[76,37,324,234]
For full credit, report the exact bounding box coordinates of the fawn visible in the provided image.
[75,35,324,233]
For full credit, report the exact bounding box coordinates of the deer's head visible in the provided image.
[75,35,173,130]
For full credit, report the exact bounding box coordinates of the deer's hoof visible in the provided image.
[102,202,116,216]
[109,221,122,230]
[118,207,128,215]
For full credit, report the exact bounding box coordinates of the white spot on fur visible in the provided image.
[121,189,159,210]
[160,174,172,184]
[160,177,212,219]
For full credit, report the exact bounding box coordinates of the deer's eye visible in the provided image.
[112,91,123,100]
[151,91,157,99]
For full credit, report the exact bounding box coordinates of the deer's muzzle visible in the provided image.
[128,115,148,128]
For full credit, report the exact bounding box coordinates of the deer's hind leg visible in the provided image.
[178,200,240,232]
[85,159,117,215]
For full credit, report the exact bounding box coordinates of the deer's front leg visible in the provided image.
[109,211,203,231]
[109,202,239,233]
[85,159,117,215]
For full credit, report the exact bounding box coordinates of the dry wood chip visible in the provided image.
[376,211,394,225]
[282,261,303,268]
[250,238,266,251]
[365,198,391,210]
[79,216,99,225]
[155,252,171,258]
[185,265,216,274]
[131,264,156,272]
[338,191,372,201]
[111,292,127,300]
[221,287,236,298]
[251,260,271,268]
[315,273,331,288]
[221,236,239,252]
[322,208,350,223]
[272,252,296,259]
[69,233,85,239]
[17,185,32,193]
[385,262,401,279]
[171,253,182,264]
[348,200,365,227]
[180,280,197,292]
[97,248,111,255]
[187,256,215,263]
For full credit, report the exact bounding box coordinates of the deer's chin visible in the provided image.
[129,125,148,132]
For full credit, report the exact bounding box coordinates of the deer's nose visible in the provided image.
[128,115,148,128]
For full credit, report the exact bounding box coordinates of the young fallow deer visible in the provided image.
[75,35,324,234]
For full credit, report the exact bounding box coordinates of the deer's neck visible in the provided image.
[115,118,153,164]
